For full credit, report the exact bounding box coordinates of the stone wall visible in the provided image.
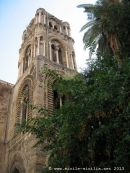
[0,80,13,173]
[3,7,77,173]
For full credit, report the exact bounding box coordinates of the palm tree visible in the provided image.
[77,0,123,59]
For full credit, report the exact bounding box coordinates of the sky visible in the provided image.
[0,0,96,84]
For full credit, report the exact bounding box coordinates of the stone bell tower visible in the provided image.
[4,8,77,173]
[18,8,77,80]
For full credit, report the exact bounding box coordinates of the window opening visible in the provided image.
[53,90,66,109]
[53,90,60,109]
[72,51,76,69]
[23,46,31,72]
[12,168,20,173]
[58,48,62,64]
[51,44,56,62]
[54,25,58,30]
[40,36,43,41]
[49,22,53,27]
[22,86,29,122]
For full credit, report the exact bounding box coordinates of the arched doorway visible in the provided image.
[12,168,20,173]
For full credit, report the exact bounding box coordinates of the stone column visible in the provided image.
[74,56,77,70]
[55,47,59,64]
[60,97,62,107]
[65,51,69,68]
[43,41,46,56]
[38,37,40,55]
[31,45,33,61]
[34,42,36,57]
[21,58,24,74]
[68,29,71,36]
[44,15,46,24]
[71,54,74,69]
[49,42,52,60]
[39,12,41,23]
[60,26,62,33]
[65,27,68,35]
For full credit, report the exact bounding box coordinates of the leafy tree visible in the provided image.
[77,0,130,59]
[20,57,130,172]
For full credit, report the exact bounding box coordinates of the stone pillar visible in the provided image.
[56,50,59,64]
[65,51,69,68]
[21,58,24,74]
[38,37,40,55]
[60,26,62,33]
[43,41,46,56]
[68,29,71,36]
[34,42,36,57]
[41,13,43,24]
[73,55,77,70]
[71,54,74,69]
[49,42,52,60]
[31,45,33,59]
[55,46,59,64]
[39,12,41,23]
[44,15,46,24]
[60,97,62,107]
[65,27,68,35]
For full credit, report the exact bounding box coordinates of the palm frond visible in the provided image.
[80,20,96,32]
[83,28,93,42]
[77,4,94,13]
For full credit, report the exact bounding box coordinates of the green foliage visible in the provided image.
[20,55,130,172]
[78,0,130,59]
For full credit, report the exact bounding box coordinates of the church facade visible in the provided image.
[0,8,77,173]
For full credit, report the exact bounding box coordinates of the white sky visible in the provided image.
[0,0,96,84]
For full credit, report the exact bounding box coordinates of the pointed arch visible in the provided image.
[49,37,67,66]
[14,77,33,135]
[23,45,32,73]
[7,151,27,173]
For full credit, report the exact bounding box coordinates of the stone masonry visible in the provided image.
[0,8,77,173]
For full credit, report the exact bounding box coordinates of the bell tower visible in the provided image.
[18,8,77,80]
[4,8,77,173]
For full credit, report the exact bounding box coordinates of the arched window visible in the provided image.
[40,36,43,41]
[58,48,62,64]
[40,36,44,56]
[53,90,66,109]
[22,98,28,121]
[51,44,56,62]
[53,90,60,109]
[21,86,29,122]
[15,81,32,135]
[12,168,20,173]
[23,46,31,73]
[35,37,38,56]
[50,40,66,66]
[49,22,53,27]
[54,25,58,30]
[63,26,66,35]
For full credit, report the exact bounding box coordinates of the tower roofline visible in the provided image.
[36,8,46,12]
